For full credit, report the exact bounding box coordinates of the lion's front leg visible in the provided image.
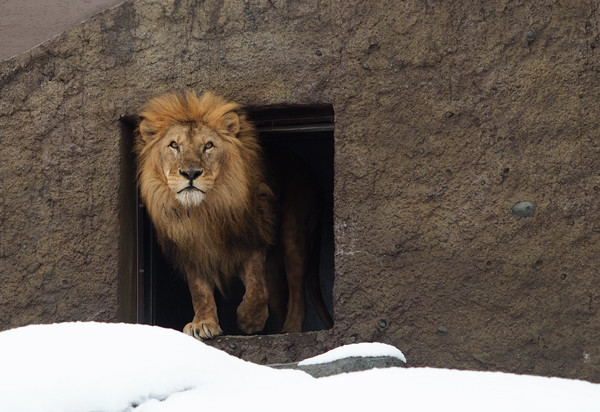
[184,276,222,340]
[237,250,269,334]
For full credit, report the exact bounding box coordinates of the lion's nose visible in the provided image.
[179,167,203,181]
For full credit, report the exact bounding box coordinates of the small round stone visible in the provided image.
[512,201,536,217]
[362,63,370,70]
[315,50,323,56]
[438,326,448,334]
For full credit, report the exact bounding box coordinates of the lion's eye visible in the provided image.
[169,141,179,150]
[203,142,214,152]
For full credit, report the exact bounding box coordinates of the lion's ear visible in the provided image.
[222,111,240,136]
[138,117,158,143]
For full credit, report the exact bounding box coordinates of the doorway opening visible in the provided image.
[121,104,334,334]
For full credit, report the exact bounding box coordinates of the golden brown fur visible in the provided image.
[134,91,324,339]
[136,92,273,289]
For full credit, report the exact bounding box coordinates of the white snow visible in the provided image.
[298,342,406,365]
[0,322,598,412]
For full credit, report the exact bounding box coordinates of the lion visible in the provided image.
[134,90,332,339]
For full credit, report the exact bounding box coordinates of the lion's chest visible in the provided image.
[157,213,265,279]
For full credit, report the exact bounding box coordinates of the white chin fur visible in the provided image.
[176,190,205,207]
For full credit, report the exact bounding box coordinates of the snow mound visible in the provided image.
[298,342,406,366]
[0,322,599,412]
[0,322,308,412]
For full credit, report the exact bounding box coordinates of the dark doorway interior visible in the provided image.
[125,105,334,335]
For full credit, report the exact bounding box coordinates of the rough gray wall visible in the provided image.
[0,0,123,61]
[0,0,599,382]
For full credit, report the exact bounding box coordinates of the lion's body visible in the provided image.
[134,91,330,339]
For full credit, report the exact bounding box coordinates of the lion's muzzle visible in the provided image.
[179,166,204,182]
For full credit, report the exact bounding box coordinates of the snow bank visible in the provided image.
[0,322,598,412]
[0,322,308,412]
[297,342,406,366]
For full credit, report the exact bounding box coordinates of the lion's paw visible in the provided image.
[184,321,223,340]
[237,301,269,335]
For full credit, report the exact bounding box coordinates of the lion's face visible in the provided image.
[159,124,226,207]
[136,91,258,215]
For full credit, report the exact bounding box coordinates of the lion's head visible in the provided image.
[135,91,262,212]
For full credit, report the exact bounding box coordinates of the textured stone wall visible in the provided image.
[0,0,122,60]
[1,0,599,382]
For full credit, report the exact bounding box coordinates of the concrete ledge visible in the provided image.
[270,356,406,378]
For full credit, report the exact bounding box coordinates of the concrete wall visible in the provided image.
[0,0,122,61]
[1,0,599,382]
